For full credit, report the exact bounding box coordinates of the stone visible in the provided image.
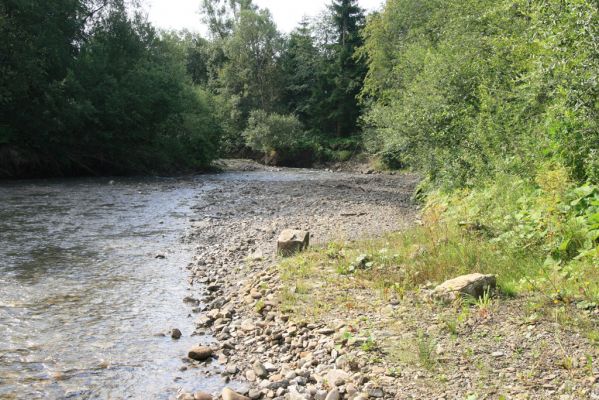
[326,370,349,387]
[324,388,340,400]
[188,346,213,361]
[241,319,257,332]
[287,387,308,400]
[432,273,496,302]
[226,365,239,375]
[248,389,262,399]
[335,355,358,371]
[222,388,250,400]
[314,390,328,400]
[277,230,310,257]
[194,392,213,400]
[197,316,213,327]
[171,328,182,339]
[246,369,257,382]
[263,362,277,372]
[366,388,383,398]
[178,394,194,400]
[253,361,269,379]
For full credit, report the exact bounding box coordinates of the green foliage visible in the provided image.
[242,110,306,159]
[0,0,220,177]
[360,0,599,186]
[435,169,599,302]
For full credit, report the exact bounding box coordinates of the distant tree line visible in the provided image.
[1,0,596,183]
[0,0,221,177]
[0,0,366,177]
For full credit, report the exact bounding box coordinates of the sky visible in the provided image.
[142,0,384,34]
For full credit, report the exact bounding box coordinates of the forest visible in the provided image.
[1,0,597,183]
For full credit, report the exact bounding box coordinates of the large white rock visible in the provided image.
[432,273,496,302]
[277,229,310,256]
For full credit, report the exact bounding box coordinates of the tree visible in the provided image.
[200,0,256,39]
[280,18,321,130]
[221,8,283,114]
[326,0,366,137]
[0,0,220,177]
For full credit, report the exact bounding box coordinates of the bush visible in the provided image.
[242,110,306,163]
[360,0,599,186]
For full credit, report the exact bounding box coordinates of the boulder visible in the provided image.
[277,230,310,256]
[222,388,250,400]
[324,388,340,400]
[188,345,213,361]
[432,273,496,302]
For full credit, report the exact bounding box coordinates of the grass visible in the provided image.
[273,171,598,393]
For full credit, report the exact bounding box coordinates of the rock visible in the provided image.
[226,365,239,375]
[314,390,327,400]
[326,370,349,387]
[197,316,213,327]
[194,392,213,400]
[277,230,310,256]
[253,361,269,379]
[316,328,335,335]
[188,346,213,361]
[263,362,277,372]
[335,355,358,371]
[432,273,496,302]
[287,387,308,400]
[248,389,262,399]
[171,328,182,339]
[184,296,200,305]
[366,387,383,398]
[222,388,250,400]
[178,393,194,400]
[325,388,340,400]
[241,319,256,332]
[246,369,257,382]
[249,250,264,261]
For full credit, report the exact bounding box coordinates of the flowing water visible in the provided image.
[0,176,229,399]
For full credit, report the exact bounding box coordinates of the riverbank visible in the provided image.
[179,162,598,400]
[178,163,418,399]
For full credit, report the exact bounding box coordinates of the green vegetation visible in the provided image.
[1,0,370,177]
[195,0,367,163]
[1,0,220,177]
[360,0,598,186]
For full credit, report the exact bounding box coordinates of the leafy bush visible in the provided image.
[242,110,306,162]
[431,168,599,301]
[360,0,599,186]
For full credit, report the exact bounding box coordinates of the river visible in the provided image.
[0,176,228,399]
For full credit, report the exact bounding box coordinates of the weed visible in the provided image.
[254,300,265,313]
[417,331,436,370]
[361,336,378,352]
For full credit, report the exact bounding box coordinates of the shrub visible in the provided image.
[242,110,306,162]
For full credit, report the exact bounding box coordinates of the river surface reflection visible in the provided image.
[0,176,224,399]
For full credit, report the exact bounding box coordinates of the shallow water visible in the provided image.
[0,176,226,399]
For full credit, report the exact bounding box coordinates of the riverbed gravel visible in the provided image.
[177,161,418,399]
[176,161,599,400]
